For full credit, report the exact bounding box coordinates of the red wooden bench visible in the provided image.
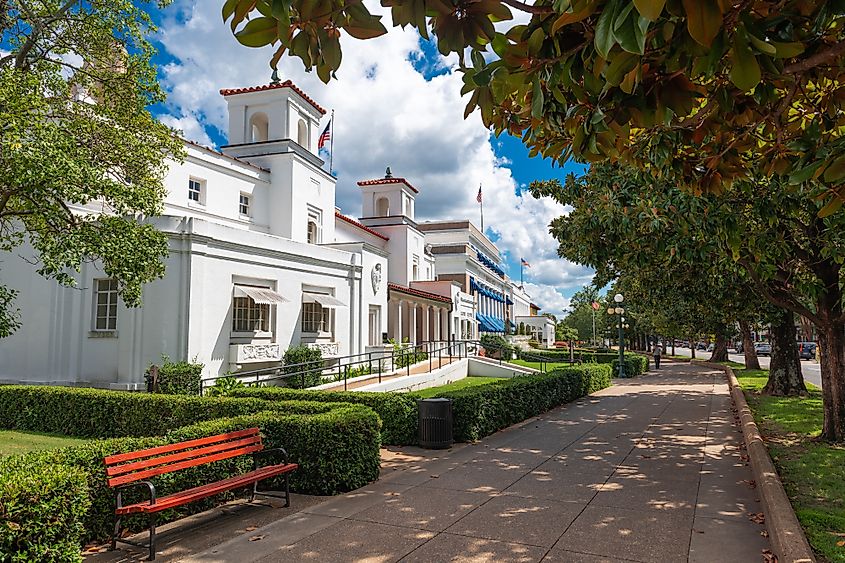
[104,427,297,560]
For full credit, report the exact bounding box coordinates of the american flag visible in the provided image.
[476,185,482,203]
[317,121,331,150]
[521,258,530,268]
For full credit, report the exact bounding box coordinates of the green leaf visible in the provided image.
[823,155,845,183]
[788,161,823,185]
[772,41,805,59]
[729,30,760,92]
[747,34,777,56]
[633,0,666,21]
[604,51,638,86]
[594,0,619,58]
[235,17,279,48]
[682,0,722,47]
[531,79,544,118]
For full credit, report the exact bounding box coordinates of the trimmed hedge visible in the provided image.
[229,387,418,445]
[428,364,613,442]
[611,354,650,377]
[0,403,380,545]
[0,385,340,438]
[0,463,90,563]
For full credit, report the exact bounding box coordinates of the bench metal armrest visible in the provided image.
[252,447,289,470]
[115,480,156,509]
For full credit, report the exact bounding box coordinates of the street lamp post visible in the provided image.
[607,293,626,378]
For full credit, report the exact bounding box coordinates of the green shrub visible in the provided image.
[205,375,246,397]
[145,356,203,395]
[610,354,650,377]
[0,401,380,544]
[390,339,427,369]
[428,364,613,442]
[284,345,324,388]
[0,386,333,438]
[480,334,516,359]
[0,463,90,562]
[229,387,418,445]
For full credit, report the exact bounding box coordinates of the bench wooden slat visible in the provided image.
[114,464,298,515]
[104,428,260,466]
[106,435,262,477]
[107,444,263,487]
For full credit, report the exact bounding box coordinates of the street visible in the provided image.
[670,347,822,388]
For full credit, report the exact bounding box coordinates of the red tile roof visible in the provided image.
[335,211,389,241]
[357,177,419,194]
[388,283,452,304]
[219,80,326,115]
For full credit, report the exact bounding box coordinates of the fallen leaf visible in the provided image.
[749,512,766,524]
[761,548,777,563]
[245,526,258,531]
[249,535,266,542]
[761,530,769,537]
[743,479,757,489]
[837,540,845,547]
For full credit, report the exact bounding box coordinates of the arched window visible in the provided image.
[297,118,309,147]
[250,112,269,143]
[375,196,389,217]
[307,220,319,244]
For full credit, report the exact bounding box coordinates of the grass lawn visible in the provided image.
[0,430,88,456]
[735,368,845,562]
[408,376,506,398]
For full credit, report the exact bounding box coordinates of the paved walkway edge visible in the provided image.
[697,361,816,563]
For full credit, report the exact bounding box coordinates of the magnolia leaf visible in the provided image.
[729,31,760,92]
[772,41,805,58]
[531,79,544,118]
[787,161,823,185]
[818,196,843,218]
[235,17,279,47]
[747,34,776,56]
[682,0,722,47]
[594,0,619,58]
[823,154,845,183]
[633,0,665,21]
[552,2,597,33]
[605,51,638,86]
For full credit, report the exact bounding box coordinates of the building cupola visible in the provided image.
[357,168,419,221]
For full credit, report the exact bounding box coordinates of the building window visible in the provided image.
[232,296,270,332]
[93,278,118,331]
[250,112,269,142]
[297,118,309,147]
[239,193,250,216]
[188,178,204,204]
[307,207,322,244]
[376,196,389,216]
[412,255,419,281]
[302,303,332,333]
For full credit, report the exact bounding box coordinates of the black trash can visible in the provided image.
[418,398,453,449]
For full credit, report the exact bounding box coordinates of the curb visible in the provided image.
[697,361,816,563]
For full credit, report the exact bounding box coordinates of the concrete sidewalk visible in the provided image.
[186,362,770,563]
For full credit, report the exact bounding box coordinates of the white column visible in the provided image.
[421,305,429,343]
[410,305,418,345]
[434,307,441,341]
[393,299,403,342]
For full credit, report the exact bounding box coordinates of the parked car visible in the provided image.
[734,342,744,354]
[754,342,772,356]
[696,342,708,350]
[706,343,715,352]
[798,342,817,360]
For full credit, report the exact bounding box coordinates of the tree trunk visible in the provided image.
[817,316,845,442]
[709,327,729,362]
[690,335,696,359]
[671,338,675,356]
[739,319,760,370]
[763,310,806,396]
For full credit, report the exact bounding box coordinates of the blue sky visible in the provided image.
[144,1,593,315]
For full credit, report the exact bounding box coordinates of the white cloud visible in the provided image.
[154,0,593,312]
[523,283,572,318]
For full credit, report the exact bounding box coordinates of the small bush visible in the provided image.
[611,354,650,377]
[480,334,516,359]
[205,375,246,397]
[428,364,613,442]
[145,356,203,395]
[0,463,90,562]
[229,386,418,445]
[284,345,324,388]
[390,340,427,369]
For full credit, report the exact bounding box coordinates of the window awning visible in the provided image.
[302,292,346,308]
[234,286,288,304]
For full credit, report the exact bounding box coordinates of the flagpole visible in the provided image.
[329,109,335,175]
[520,261,523,286]
[479,183,484,232]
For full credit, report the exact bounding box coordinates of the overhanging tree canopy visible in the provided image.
[224,0,845,208]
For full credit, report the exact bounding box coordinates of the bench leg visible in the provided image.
[250,480,258,503]
[148,514,157,561]
[285,473,290,508]
[111,515,121,551]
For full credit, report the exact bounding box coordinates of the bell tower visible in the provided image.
[358,167,418,221]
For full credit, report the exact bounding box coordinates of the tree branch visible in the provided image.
[784,41,845,74]
[13,0,80,69]
[500,0,553,15]
[738,258,821,325]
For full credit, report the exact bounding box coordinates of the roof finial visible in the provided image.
[385,166,392,178]
[270,68,280,85]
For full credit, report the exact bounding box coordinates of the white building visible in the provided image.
[0,79,559,388]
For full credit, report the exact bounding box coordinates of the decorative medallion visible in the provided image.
[371,263,382,294]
